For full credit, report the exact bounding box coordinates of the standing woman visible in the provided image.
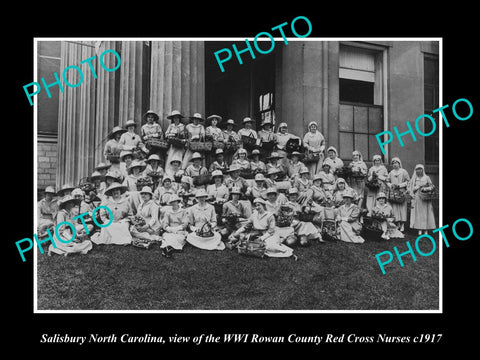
[275,122,299,167]
[348,150,368,209]
[257,119,277,158]
[365,154,388,216]
[386,157,410,232]
[103,126,126,164]
[48,195,93,256]
[408,164,436,235]
[183,113,206,168]
[165,110,187,173]
[222,119,240,165]
[237,117,258,151]
[302,121,325,176]
[91,182,133,245]
[141,110,164,146]
[119,120,145,155]
[205,114,224,166]
[186,189,224,250]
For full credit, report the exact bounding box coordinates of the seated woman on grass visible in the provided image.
[49,195,93,256]
[185,189,224,251]
[161,194,189,258]
[336,188,364,244]
[371,192,404,240]
[228,198,295,259]
[91,182,133,246]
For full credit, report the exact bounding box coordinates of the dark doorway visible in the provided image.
[205,41,275,131]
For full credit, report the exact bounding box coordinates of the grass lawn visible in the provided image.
[36,229,439,311]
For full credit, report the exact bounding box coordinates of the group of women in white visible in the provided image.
[37,110,437,259]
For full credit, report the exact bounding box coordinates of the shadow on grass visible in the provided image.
[36,231,439,311]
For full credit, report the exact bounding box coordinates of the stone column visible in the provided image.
[275,41,339,147]
[57,40,98,188]
[149,41,205,130]
[118,41,148,127]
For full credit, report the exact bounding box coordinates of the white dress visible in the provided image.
[48,209,93,256]
[91,196,133,245]
[186,203,224,250]
[161,207,189,250]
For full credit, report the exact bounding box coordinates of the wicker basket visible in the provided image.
[189,141,213,152]
[106,153,121,163]
[132,147,147,160]
[146,138,169,151]
[193,174,212,186]
[260,140,276,151]
[303,151,320,164]
[365,179,381,190]
[298,212,315,222]
[213,140,225,150]
[168,137,185,149]
[224,141,237,153]
[242,134,257,150]
[388,188,406,204]
[285,138,302,153]
[336,166,351,179]
[417,187,439,201]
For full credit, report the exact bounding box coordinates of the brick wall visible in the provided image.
[37,137,57,192]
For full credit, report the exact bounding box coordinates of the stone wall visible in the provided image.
[37,137,57,192]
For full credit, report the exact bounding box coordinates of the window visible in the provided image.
[424,55,439,164]
[338,44,385,161]
[339,44,383,105]
[259,92,275,126]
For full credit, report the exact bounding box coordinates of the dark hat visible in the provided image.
[104,182,128,196]
[267,152,283,160]
[109,126,127,139]
[57,184,76,197]
[95,162,111,171]
[128,160,147,174]
[58,195,81,209]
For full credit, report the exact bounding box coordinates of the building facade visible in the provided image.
[36,39,439,191]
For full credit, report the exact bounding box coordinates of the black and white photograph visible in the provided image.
[34,38,440,311]
[6,7,478,355]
